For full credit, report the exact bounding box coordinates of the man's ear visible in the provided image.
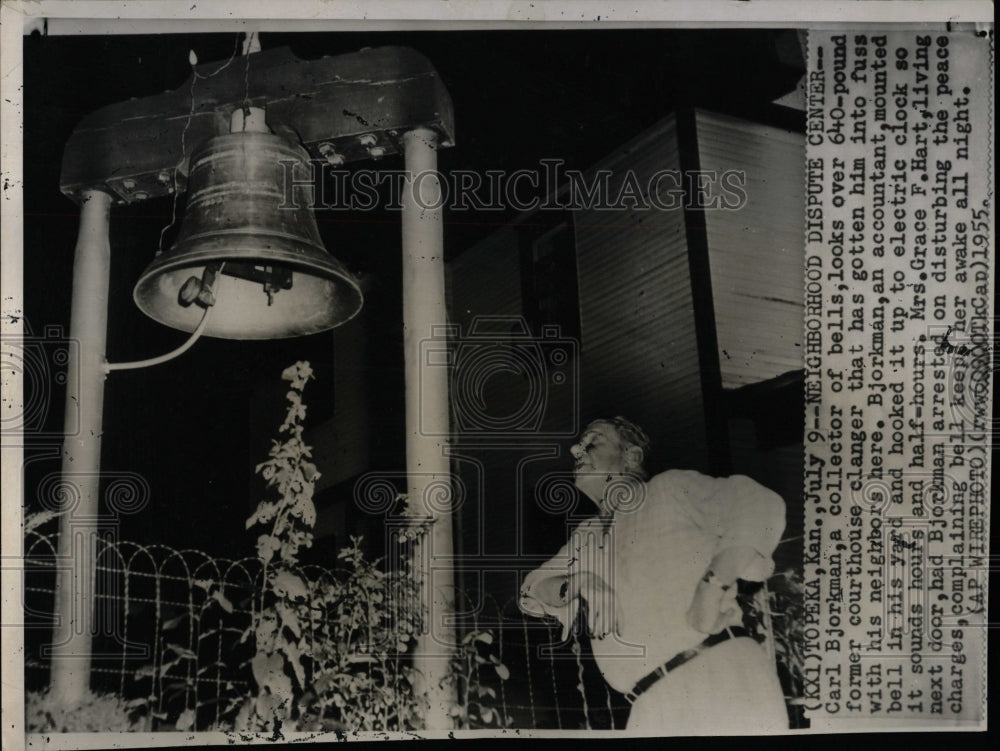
[624,445,644,473]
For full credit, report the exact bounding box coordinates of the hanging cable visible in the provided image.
[105,264,224,373]
[157,34,243,255]
[242,31,257,116]
[104,306,212,373]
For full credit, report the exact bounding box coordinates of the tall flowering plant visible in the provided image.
[238,361,425,732]
[236,360,320,730]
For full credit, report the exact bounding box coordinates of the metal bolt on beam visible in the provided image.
[318,142,345,166]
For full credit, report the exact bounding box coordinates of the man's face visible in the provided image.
[570,421,631,503]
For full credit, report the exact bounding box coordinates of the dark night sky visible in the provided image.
[21,28,802,558]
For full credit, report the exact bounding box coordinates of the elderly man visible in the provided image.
[520,416,788,734]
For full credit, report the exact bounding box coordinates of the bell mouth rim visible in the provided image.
[132,240,364,339]
[134,257,363,301]
[135,237,361,288]
[131,264,364,339]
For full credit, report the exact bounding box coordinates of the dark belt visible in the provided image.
[623,626,752,704]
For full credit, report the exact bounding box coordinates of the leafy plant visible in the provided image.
[237,361,424,732]
[235,360,321,731]
[293,538,424,731]
[445,629,511,729]
[246,360,321,568]
[132,581,246,732]
[28,361,514,734]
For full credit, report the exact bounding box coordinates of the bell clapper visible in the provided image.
[178,263,220,309]
[106,263,224,372]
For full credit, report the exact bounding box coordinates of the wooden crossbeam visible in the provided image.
[60,45,455,205]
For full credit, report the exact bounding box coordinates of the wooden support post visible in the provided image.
[50,190,112,704]
[401,128,457,729]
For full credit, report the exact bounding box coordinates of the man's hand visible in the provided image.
[522,571,618,640]
[685,545,763,633]
[523,575,569,609]
[685,574,742,634]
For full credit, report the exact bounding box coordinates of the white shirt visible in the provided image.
[520,469,786,693]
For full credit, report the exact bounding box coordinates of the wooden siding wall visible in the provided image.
[444,109,807,605]
[695,110,805,388]
[574,116,709,474]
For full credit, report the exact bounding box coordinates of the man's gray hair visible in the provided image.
[587,416,651,473]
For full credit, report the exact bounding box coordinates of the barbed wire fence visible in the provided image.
[24,520,802,731]
[26,519,261,730]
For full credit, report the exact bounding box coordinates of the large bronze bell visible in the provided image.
[134,129,363,339]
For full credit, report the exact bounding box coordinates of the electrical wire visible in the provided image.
[104,305,212,373]
[157,33,243,255]
[105,264,225,373]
